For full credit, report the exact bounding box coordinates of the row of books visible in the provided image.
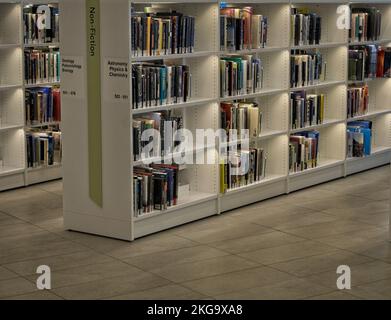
[131,62,191,109]
[133,112,183,161]
[290,51,325,88]
[25,86,61,125]
[24,49,60,85]
[133,164,179,216]
[220,102,262,139]
[290,92,325,130]
[131,10,195,57]
[23,5,60,44]
[289,131,319,173]
[350,8,381,43]
[220,147,266,193]
[26,129,62,168]
[347,120,372,158]
[349,45,391,81]
[220,6,268,51]
[291,9,321,46]
[220,55,263,97]
[347,85,369,119]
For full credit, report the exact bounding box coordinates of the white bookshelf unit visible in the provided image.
[62,0,391,241]
[0,0,62,191]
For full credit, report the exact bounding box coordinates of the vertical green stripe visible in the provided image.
[86,0,103,207]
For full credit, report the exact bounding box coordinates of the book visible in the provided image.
[220,147,266,192]
[25,86,61,125]
[220,55,263,97]
[133,163,180,216]
[26,128,62,168]
[220,101,262,140]
[290,50,324,88]
[291,8,321,46]
[220,6,268,51]
[24,49,60,84]
[347,84,369,118]
[350,8,381,43]
[23,4,60,44]
[289,130,319,172]
[347,120,372,157]
[290,91,325,129]
[132,61,191,109]
[131,9,195,57]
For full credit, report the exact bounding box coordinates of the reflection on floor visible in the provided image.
[0,165,390,300]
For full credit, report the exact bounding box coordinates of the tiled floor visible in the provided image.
[0,165,390,300]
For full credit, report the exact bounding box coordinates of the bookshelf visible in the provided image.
[62,0,391,241]
[0,0,62,191]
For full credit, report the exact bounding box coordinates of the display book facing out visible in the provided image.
[0,0,62,191]
[61,0,391,241]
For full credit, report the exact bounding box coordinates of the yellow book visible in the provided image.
[320,94,325,123]
[146,17,151,55]
[158,19,163,55]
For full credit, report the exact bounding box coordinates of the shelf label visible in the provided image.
[61,55,85,99]
[104,58,129,103]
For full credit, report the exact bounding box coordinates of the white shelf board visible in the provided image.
[290,119,344,133]
[259,129,288,140]
[347,146,391,162]
[23,42,60,48]
[27,163,62,172]
[0,124,24,132]
[220,88,288,102]
[289,159,345,177]
[0,166,25,178]
[132,97,216,115]
[131,50,217,62]
[225,174,286,195]
[0,84,22,91]
[134,192,217,222]
[291,80,346,92]
[26,121,61,128]
[0,43,20,49]
[25,81,60,88]
[348,109,391,121]
[291,42,347,50]
[221,46,289,56]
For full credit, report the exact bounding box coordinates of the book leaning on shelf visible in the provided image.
[289,131,319,173]
[24,49,60,84]
[220,6,268,51]
[347,120,372,158]
[350,7,381,43]
[133,164,179,216]
[220,55,263,97]
[290,50,325,88]
[221,101,262,140]
[133,111,183,161]
[132,62,191,109]
[131,9,195,57]
[291,8,321,46]
[26,128,62,168]
[25,86,61,125]
[347,84,369,119]
[23,4,60,44]
[290,92,325,130]
[220,147,266,193]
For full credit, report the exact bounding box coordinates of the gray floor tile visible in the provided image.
[209,231,305,254]
[270,250,373,277]
[214,278,334,300]
[307,290,361,300]
[107,284,205,300]
[4,250,115,276]
[2,290,63,300]
[53,272,170,300]
[182,266,295,297]
[123,245,229,271]
[150,255,258,283]
[0,266,18,281]
[238,241,337,265]
[0,277,37,299]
